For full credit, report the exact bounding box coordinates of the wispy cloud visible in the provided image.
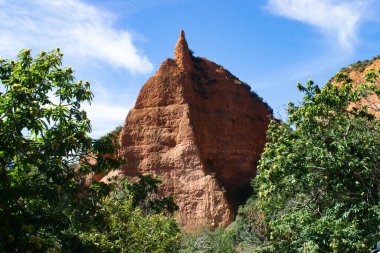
[264,0,372,50]
[0,0,153,73]
[0,0,152,137]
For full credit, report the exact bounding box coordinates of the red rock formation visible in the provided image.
[116,31,272,230]
[334,57,380,118]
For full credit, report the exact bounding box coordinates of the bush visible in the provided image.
[79,176,181,253]
[180,228,236,253]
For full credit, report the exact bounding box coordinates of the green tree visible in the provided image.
[0,49,180,252]
[0,48,104,252]
[251,71,380,252]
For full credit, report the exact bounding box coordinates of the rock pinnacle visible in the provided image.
[174,30,194,71]
[109,31,272,230]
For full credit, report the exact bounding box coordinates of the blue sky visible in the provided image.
[1,0,380,137]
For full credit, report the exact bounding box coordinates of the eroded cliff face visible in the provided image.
[335,57,380,118]
[117,31,272,230]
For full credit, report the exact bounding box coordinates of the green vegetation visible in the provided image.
[77,175,181,252]
[1,48,379,252]
[180,228,236,253]
[0,49,180,252]
[340,55,380,73]
[241,71,380,252]
[179,209,272,253]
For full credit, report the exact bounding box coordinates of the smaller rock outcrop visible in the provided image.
[335,56,380,118]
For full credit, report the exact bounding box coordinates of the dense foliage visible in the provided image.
[79,175,181,252]
[178,199,271,253]
[0,49,180,252]
[180,228,236,253]
[250,71,380,252]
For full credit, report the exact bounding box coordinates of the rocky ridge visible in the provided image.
[335,56,380,118]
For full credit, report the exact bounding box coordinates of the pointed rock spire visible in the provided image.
[174,30,194,71]
[113,30,273,231]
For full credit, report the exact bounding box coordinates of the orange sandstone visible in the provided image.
[334,57,380,118]
[114,31,272,230]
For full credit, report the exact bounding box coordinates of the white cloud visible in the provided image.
[82,103,128,138]
[265,0,371,50]
[0,0,153,73]
[0,0,150,137]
